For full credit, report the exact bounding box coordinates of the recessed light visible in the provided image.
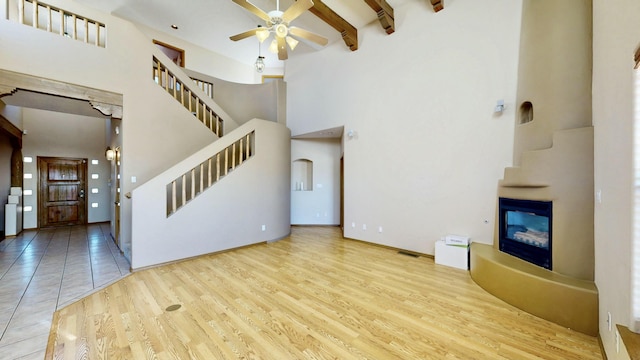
[171,24,179,30]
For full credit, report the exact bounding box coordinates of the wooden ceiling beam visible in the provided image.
[309,0,358,51]
[430,0,444,12]
[364,0,394,34]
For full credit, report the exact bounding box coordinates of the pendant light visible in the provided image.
[255,32,266,73]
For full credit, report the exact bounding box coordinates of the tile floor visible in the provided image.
[0,223,130,359]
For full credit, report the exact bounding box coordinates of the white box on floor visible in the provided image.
[10,187,22,196]
[7,195,19,204]
[5,203,17,236]
[435,240,469,270]
[445,234,469,246]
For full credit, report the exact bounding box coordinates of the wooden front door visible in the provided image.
[38,157,87,227]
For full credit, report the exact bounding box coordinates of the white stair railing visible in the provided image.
[166,131,254,216]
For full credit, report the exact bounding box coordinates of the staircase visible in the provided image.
[133,57,291,268]
[149,56,269,217]
[1,0,292,270]
[153,56,223,137]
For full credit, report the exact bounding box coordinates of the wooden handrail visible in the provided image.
[152,57,224,137]
[166,131,255,216]
[15,0,106,47]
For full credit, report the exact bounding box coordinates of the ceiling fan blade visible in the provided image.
[289,26,328,46]
[232,0,270,22]
[277,36,288,60]
[229,27,262,41]
[282,0,314,23]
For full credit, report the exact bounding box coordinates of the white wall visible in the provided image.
[285,1,522,254]
[131,119,290,269]
[291,139,341,225]
[592,0,640,358]
[184,68,283,125]
[21,108,111,227]
[0,103,23,129]
[134,23,262,84]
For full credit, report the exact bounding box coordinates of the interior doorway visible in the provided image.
[38,157,87,227]
[153,40,185,67]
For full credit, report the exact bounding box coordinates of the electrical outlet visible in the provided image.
[351,222,355,228]
[378,226,383,233]
[362,224,367,231]
[607,312,612,332]
[261,225,266,231]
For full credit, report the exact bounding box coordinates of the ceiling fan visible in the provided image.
[230,0,328,60]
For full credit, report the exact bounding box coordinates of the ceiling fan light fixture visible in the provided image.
[230,0,327,61]
[285,36,299,51]
[275,23,288,38]
[256,28,270,43]
[269,39,278,54]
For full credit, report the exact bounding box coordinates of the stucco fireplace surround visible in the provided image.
[469,0,597,336]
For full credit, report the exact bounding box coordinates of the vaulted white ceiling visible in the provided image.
[73,0,410,68]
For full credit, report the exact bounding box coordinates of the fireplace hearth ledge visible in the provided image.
[470,242,598,336]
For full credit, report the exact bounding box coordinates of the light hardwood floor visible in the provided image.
[46,226,602,359]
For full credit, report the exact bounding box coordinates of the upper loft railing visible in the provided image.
[153,56,224,137]
[10,0,106,47]
[166,131,255,216]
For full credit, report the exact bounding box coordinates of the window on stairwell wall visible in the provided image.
[262,75,283,84]
[632,46,640,333]
[154,40,185,67]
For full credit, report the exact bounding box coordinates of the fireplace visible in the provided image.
[499,198,552,270]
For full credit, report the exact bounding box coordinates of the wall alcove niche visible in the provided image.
[519,101,534,124]
[292,158,313,191]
